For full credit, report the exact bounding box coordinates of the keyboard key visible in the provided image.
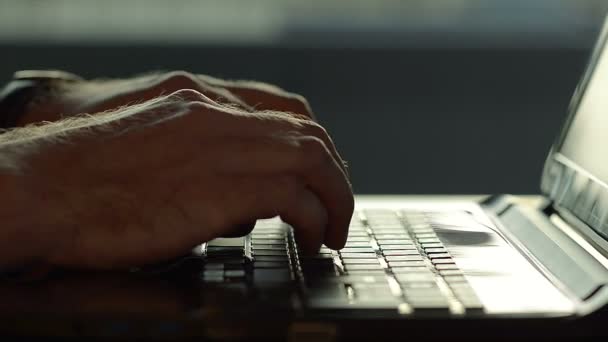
[349,221,366,228]
[206,247,243,255]
[408,299,450,312]
[372,227,406,232]
[203,270,224,278]
[340,252,377,259]
[364,209,397,215]
[353,284,395,301]
[307,284,348,301]
[417,238,441,244]
[206,257,244,264]
[443,275,468,283]
[252,224,283,230]
[255,250,288,256]
[388,261,427,268]
[341,259,380,265]
[410,225,433,231]
[203,276,224,283]
[346,237,372,242]
[341,247,375,253]
[224,263,246,270]
[224,270,246,278]
[253,246,287,251]
[251,233,283,239]
[435,264,460,271]
[300,258,335,266]
[381,245,417,250]
[424,248,448,254]
[252,239,286,245]
[346,269,387,275]
[460,298,484,312]
[401,282,439,289]
[254,261,289,268]
[374,234,410,239]
[394,273,436,283]
[348,232,370,237]
[344,242,372,248]
[345,264,383,271]
[351,282,392,291]
[376,239,414,245]
[449,283,476,293]
[403,287,444,299]
[391,266,429,273]
[431,259,456,265]
[366,222,402,228]
[428,253,452,259]
[311,275,388,285]
[383,250,421,256]
[413,233,437,239]
[208,237,245,247]
[385,255,423,262]
[319,246,333,253]
[306,285,352,310]
[204,263,224,270]
[253,243,286,248]
[254,256,288,262]
[420,242,444,249]
[411,230,435,235]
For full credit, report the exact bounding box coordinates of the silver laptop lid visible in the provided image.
[541,15,608,244]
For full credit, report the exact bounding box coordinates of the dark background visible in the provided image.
[1,1,606,194]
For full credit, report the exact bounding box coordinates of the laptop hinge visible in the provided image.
[484,195,608,300]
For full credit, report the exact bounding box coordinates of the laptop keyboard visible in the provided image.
[201,209,484,316]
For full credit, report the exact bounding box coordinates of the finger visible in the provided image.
[295,118,350,180]
[220,221,256,238]
[197,74,316,120]
[281,187,328,254]
[196,135,352,249]
[214,175,327,254]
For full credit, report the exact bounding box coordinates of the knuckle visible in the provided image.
[242,80,284,94]
[298,136,330,165]
[163,70,199,86]
[290,93,312,112]
[167,88,207,103]
[302,121,329,139]
[256,84,312,115]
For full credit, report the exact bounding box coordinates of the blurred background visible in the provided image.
[1,0,607,194]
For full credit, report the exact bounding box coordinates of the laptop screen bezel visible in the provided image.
[541,16,608,247]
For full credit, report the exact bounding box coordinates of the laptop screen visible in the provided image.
[542,17,608,241]
[560,40,608,182]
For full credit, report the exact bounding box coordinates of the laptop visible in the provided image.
[3,16,608,342]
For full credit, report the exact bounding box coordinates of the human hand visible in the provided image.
[18,71,316,125]
[2,89,352,269]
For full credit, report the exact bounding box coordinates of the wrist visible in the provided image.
[0,165,58,269]
[0,70,83,128]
